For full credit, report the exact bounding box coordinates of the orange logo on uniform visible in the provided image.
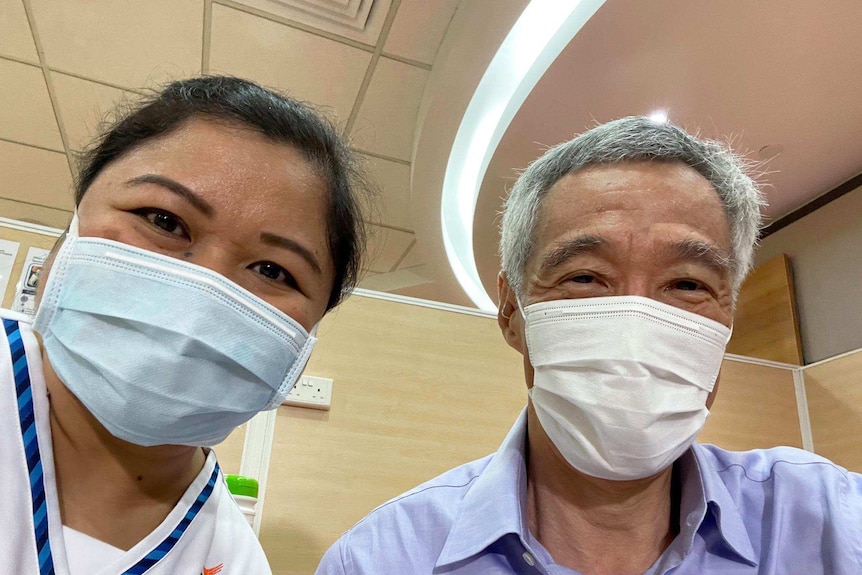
[202,564,224,575]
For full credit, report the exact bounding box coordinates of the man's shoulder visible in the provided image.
[696,442,852,481]
[354,453,493,531]
[316,454,495,574]
[694,442,859,507]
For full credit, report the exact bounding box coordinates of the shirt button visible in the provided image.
[522,551,536,566]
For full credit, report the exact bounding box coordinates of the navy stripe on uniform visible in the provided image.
[4,319,55,575]
[122,463,220,575]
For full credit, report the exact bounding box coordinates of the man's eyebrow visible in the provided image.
[537,235,604,275]
[261,232,323,275]
[126,174,214,217]
[667,238,732,276]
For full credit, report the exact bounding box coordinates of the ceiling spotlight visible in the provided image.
[648,110,668,124]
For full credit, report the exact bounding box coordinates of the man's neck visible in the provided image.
[525,408,679,575]
[42,349,206,550]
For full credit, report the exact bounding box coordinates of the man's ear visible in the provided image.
[497,272,526,354]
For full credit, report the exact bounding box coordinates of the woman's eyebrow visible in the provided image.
[126,174,214,217]
[260,232,323,275]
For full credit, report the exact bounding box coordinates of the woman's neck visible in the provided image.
[42,349,206,550]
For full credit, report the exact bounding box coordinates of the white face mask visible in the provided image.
[34,215,317,447]
[520,296,731,481]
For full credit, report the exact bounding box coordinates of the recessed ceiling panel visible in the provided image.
[0,197,71,229]
[210,4,372,122]
[0,0,39,63]
[51,72,133,154]
[384,0,460,65]
[0,59,63,151]
[360,153,412,231]
[365,224,414,273]
[349,57,429,162]
[28,0,202,89]
[0,140,73,210]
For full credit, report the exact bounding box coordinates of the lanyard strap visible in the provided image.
[5,318,220,575]
[5,318,55,575]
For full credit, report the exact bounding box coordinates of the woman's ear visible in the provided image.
[497,272,526,354]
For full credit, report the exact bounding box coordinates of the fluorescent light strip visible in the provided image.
[440,0,606,311]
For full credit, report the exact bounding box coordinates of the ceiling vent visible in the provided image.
[233,0,390,44]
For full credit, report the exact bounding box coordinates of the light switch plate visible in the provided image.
[282,375,333,410]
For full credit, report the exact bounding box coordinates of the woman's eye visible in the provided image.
[136,209,188,238]
[571,274,595,284]
[250,261,298,289]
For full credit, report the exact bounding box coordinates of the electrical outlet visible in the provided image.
[282,375,333,410]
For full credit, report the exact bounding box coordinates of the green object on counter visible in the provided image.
[225,474,259,498]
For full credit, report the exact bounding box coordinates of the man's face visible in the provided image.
[498,160,734,407]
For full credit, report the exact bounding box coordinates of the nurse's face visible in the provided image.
[59,118,335,330]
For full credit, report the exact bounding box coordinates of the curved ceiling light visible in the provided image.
[440,0,606,311]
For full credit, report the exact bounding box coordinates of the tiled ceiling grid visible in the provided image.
[0,0,462,287]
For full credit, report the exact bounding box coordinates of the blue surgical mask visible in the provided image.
[33,215,317,447]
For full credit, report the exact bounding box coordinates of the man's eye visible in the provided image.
[673,279,703,291]
[571,275,595,284]
[136,209,187,237]
[250,261,298,289]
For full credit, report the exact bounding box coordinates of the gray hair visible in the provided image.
[500,116,766,299]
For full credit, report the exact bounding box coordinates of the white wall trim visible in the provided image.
[352,287,496,318]
[239,409,278,537]
[723,353,799,370]
[0,217,64,237]
[792,368,815,452]
[800,347,862,370]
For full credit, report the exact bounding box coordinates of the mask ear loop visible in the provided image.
[33,212,80,332]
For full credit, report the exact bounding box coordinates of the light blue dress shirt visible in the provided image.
[316,410,862,575]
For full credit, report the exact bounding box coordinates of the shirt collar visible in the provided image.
[436,408,530,567]
[436,411,759,569]
[691,443,758,566]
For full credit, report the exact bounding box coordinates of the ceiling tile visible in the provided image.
[364,224,413,273]
[384,0,460,65]
[0,140,73,210]
[349,56,429,161]
[27,0,202,89]
[358,265,428,292]
[209,4,372,122]
[360,153,412,230]
[52,72,133,153]
[0,0,38,63]
[0,59,62,150]
[0,197,71,229]
[396,239,422,269]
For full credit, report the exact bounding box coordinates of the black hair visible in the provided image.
[75,75,369,311]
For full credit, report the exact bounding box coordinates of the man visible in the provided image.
[316,117,862,574]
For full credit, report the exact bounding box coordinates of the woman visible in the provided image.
[0,76,368,574]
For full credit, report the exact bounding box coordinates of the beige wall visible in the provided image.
[259,293,804,575]
[757,183,862,363]
[804,349,862,472]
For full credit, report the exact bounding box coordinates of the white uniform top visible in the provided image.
[0,309,273,575]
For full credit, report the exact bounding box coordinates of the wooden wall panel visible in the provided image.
[804,350,862,472]
[258,294,802,575]
[700,359,802,449]
[259,295,527,574]
[727,254,803,365]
